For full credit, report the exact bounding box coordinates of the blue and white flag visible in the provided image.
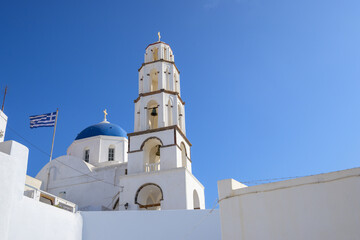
[30,112,57,128]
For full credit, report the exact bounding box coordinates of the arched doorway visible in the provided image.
[135,183,163,210]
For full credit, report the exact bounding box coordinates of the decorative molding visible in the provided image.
[128,125,192,147]
[134,89,185,105]
[138,59,180,74]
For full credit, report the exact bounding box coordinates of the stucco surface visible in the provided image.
[218,168,360,240]
[81,209,221,240]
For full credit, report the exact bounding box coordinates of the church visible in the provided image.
[1,35,360,240]
[35,36,205,211]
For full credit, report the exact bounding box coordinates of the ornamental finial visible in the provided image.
[158,32,161,42]
[103,109,108,122]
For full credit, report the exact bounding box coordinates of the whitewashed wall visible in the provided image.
[218,168,360,240]
[0,140,82,240]
[9,197,83,240]
[81,209,221,240]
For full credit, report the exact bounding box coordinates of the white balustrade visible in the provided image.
[24,184,78,213]
[145,162,160,172]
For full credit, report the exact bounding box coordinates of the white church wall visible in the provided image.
[36,156,124,210]
[119,168,188,210]
[81,209,221,240]
[67,137,101,164]
[218,168,360,240]
[98,136,128,163]
[67,136,127,165]
[185,170,205,209]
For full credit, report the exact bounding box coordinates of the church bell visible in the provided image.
[151,107,158,116]
[155,145,161,156]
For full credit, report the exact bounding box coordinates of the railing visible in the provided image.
[24,184,78,213]
[145,162,160,172]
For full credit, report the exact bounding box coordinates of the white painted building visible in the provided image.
[36,39,205,211]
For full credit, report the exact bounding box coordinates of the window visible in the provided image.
[108,147,115,161]
[84,149,90,163]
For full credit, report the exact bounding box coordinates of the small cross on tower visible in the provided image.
[158,32,161,42]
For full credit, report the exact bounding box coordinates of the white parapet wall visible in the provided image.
[81,209,221,240]
[0,140,83,240]
[218,168,360,240]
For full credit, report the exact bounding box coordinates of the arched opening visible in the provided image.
[139,76,144,93]
[136,106,140,131]
[163,47,168,60]
[147,100,159,130]
[181,142,187,168]
[142,137,162,172]
[135,183,163,210]
[167,98,173,126]
[152,47,159,61]
[193,190,200,210]
[174,74,180,93]
[108,145,115,161]
[150,68,158,92]
[165,66,170,90]
[178,104,183,130]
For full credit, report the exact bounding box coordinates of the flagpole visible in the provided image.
[49,108,59,162]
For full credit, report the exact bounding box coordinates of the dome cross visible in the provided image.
[103,109,108,122]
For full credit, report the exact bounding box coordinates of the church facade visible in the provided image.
[36,39,205,211]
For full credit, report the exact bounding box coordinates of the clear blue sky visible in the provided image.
[1,0,360,208]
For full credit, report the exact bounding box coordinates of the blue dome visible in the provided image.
[75,122,127,140]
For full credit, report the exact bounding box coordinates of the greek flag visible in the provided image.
[30,112,57,128]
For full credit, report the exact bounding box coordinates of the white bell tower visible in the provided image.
[123,35,205,210]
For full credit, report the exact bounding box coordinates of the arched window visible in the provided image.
[108,146,115,161]
[174,74,180,93]
[165,66,170,90]
[193,190,200,210]
[181,142,187,168]
[150,69,158,92]
[163,47,167,60]
[139,76,144,93]
[136,105,140,131]
[167,99,173,126]
[84,148,90,163]
[178,104,183,130]
[147,100,159,130]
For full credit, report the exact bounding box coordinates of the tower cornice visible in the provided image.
[145,41,170,49]
[127,125,192,147]
[138,59,180,74]
[134,89,185,105]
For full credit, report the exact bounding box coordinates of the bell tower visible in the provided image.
[133,38,184,133]
[123,35,205,210]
